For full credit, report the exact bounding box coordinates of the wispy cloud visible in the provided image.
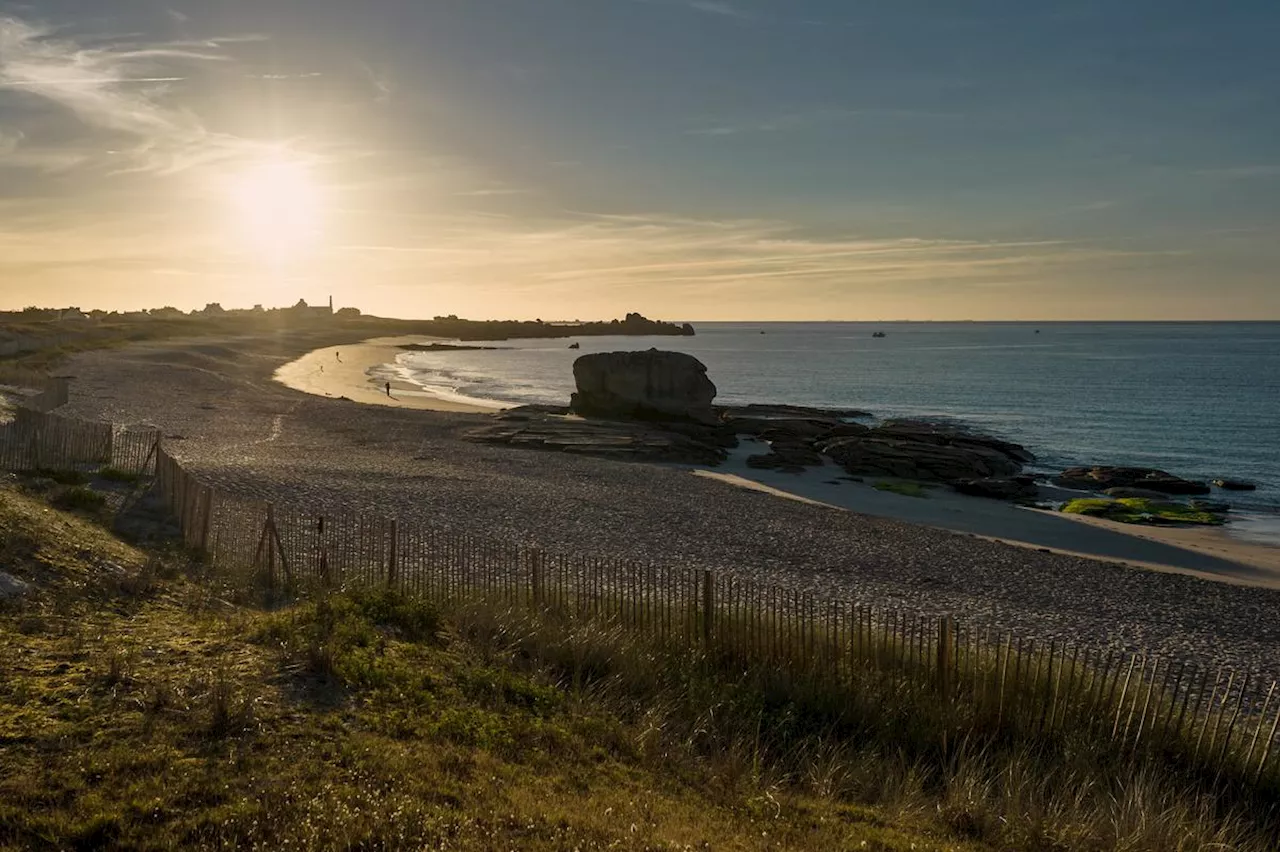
[1194,165,1280,180]
[0,15,268,174]
[687,108,956,137]
[335,212,1164,298]
[687,1,753,20]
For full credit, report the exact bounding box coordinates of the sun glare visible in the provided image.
[227,153,323,261]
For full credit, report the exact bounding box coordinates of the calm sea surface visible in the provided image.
[389,322,1280,541]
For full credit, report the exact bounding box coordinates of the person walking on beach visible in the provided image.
[385,381,392,397]
[335,351,342,363]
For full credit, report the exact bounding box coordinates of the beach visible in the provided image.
[55,331,1280,685]
[273,335,500,413]
[277,337,1280,589]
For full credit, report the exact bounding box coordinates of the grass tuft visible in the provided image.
[50,485,108,513]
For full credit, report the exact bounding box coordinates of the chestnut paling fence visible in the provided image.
[4,384,1280,788]
[0,377,160,474]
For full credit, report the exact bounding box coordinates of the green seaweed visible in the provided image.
[1061,497,1224,526]
[873,480,931,499]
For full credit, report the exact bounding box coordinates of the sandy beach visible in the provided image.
[53,332,1280,685]
[273,336,501,413]
[277,337,1280,588]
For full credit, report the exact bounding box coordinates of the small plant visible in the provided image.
[205,664,254,737]
[51,485,108,513]
[101,647,129,688]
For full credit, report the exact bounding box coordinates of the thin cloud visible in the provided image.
[0,15,265,174]
[334,212,1159,299]
[687,108,957,137]
[688,2,753,20]
[1195,165,1280,180]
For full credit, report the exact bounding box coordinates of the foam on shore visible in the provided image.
[274,336,504,414]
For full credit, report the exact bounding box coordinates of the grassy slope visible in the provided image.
[0,487,977,851]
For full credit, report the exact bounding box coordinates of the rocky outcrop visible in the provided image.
[1213,479,1257,491]
[952,476,1038,501]
[466,406,730,465]
[721,403,873,421]
[571,350,717,424]
[819,423,1033,482]
[398,342,506,352]
[1053,467,1211,496]
[745,440,825,474]
[0,572,32,600]
[1103,487,1174,500]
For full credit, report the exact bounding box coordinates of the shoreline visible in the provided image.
[273,336,504,414]
[276,337,1280,586]
[55,333,1280,682]
[696,439,1280,588]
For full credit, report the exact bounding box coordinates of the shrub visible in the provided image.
[51,485,107,513]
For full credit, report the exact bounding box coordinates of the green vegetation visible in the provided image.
[873,480,932,498]
[3,484,1278,850]
[48,484,108,514]
[97,466,143,485]
[29,468,90,486]
[1061,497,1226,526]
[0,487,976,850]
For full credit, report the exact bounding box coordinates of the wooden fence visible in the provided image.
[0,372,69,413]
[3,389,1279,787]
[149,441,1280,786]
[0,383,159,476]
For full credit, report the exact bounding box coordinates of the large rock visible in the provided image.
[571,350,717,424]
[466,407,729,465]
[952,476,1038,501]
[1054,466,1211,496]
[0,572,32,600]
[818,423,1032,482]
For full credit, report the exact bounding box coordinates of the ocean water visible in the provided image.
[387,322,1280,543]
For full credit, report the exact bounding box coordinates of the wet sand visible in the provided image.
[273,336,502,413]
[699,439,1280,588]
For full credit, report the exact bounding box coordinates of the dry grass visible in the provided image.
[3,483,1279,850]
[0,485,982,851]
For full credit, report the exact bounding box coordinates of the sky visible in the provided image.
[1,1,1279,321]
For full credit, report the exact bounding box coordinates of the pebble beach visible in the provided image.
[59,332,1280,684]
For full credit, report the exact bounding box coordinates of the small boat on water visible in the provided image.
[872,331,886,338]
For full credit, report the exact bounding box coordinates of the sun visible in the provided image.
[227,153,323,261]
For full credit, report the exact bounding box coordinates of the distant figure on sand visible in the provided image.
[335,351,342,362]
[385,381,392,397]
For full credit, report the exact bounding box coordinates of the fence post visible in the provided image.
[387,519,398,590]
[701,570,714,644]
[198,489,213,552]
[530,549,543,608]
[938,616,954,702]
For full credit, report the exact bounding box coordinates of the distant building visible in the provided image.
[290,296,335,320]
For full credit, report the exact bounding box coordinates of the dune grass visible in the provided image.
[3,483,1279,849]
[0,486,979,850]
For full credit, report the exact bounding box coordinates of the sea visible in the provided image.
[382,322,1280,546]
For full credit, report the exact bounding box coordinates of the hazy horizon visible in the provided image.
[3,2,1279,321]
